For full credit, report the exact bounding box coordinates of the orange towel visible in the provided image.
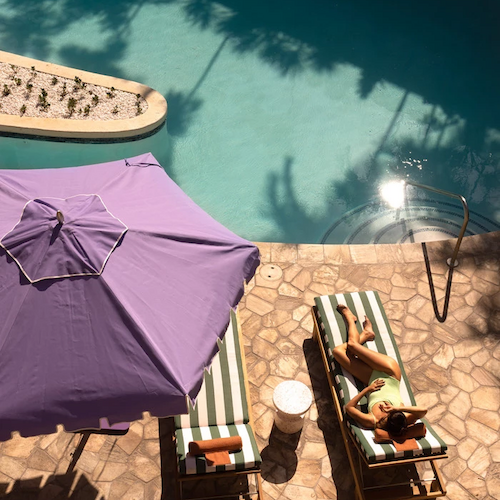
[374,422,427,451]
[188,436,243,466]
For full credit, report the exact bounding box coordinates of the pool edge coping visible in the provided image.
[0,50,167,139]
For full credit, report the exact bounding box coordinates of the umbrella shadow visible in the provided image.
[0,471,99,499]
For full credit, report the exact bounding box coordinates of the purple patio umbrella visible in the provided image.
[0,152,259,441]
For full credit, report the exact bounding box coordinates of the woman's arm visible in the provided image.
[345,379,385,429]
[379,403,427,425]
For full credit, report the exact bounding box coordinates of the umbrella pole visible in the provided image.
[66,431,91,474]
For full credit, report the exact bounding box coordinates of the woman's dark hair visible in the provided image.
[385,411,407,435]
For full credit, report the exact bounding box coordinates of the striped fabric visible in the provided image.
[314,291,447,464]
[175,310,261,475]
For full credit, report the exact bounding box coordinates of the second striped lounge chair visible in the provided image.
[312,291,448,500]
[174,310,262,500]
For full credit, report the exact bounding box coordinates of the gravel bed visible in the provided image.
[0,62,148,120]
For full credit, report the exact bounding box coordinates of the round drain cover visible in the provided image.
[259,264,283,281]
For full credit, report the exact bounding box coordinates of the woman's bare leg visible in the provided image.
[337,305,401,380]
[332,329,376,385]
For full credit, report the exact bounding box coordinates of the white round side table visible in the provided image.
[273,380,313,434]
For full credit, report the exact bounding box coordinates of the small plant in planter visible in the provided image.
[3,84,11,97]
[38,88,50,111]
[106,87,116,98]
[26,82,33,94]
[14,77,22,86]
[135,94,143,115]
[67,97,77,116]
[92,94,99,106]
[60,83,67,99]
[73,76,86,91]
[112,105,119,114]
[30,66,37,78]
[51,76,58,85]
[83,105,90,116]
[20,104,26,115]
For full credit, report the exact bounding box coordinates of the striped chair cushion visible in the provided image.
[176,423,261,475]
[175,310,261,475]
[175,311,249,429]
[314,291,447,464]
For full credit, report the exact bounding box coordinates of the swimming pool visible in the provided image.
[1,0,499,244]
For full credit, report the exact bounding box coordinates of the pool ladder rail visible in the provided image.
[405,180,469,323]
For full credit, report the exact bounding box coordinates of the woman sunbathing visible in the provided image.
[333,305,427,435]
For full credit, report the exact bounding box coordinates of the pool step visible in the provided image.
[321,199,500,245]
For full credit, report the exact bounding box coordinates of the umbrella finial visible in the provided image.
[56,210,64,225]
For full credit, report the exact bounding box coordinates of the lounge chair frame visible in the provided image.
[174,310,263,500]
[311,295,447,500]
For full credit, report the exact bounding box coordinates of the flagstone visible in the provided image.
[301,441,328,460]
[109,476,145,500]
[26,448,56,473]
[291,269,312,291]
[1,435,39,458]
[491,441,500,462]
[364,277,392,295]
[95,461,128,482]
[253,336,280,360]
[260,328,280,344]
[467,445,491,477]
[283,483,318,500]
[484,357,500,379]
[277,319,300,336]
[451,368,479,392]
[246,295,275,315]
[470,387,500,411]
[283,263,302,282]
[403,315,429,330]
[84,434,108,453]
[449,391,471,420]
[442,457,467,480]
[253,286,280,302]
[312,265,340,284]
[471,366,498,386]
[117,425,143,455]
[432,344,454,368]
[298,244,324,263]
[263,309,292,327]
[486,473,500,500]
[278,282,302,298]
[293,304,311,322]
[458,468,487,498]
[466,419,499,447]
[289,459,321,487]
[349,245,378,264]
[404,329,430,344]
[271,244,297,263]
[470,349,490,367]
[457,438,479,461]
[0,456,27,479]
[469,409,500,431]
[130,455,160,483]
[399,344,422,362]
[440,413,467,440]
[248,360,269,386]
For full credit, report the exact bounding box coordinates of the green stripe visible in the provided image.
[175,429,187,474]
[204,357,217,425]
[218,331,235,425]
[231,314,250,423]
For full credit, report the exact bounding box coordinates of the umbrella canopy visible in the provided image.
[0,152,259,440]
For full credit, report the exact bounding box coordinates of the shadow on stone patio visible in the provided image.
[0,470,99,499]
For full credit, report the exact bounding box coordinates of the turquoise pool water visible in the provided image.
[1,1,499,244]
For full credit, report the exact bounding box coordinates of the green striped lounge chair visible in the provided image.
[312,291,448,500]
[174,310,262,500]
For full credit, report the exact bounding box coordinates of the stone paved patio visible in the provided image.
[0,233,499,500]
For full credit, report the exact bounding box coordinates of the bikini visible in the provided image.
[367,370,403,428]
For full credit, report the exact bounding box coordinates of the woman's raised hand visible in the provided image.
[368,378,385,392]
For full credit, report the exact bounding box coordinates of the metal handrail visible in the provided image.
[404,180,469,322]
